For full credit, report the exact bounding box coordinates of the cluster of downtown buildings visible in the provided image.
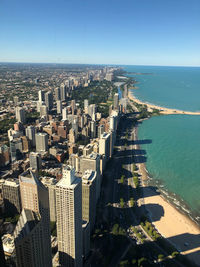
[0,66,128,266]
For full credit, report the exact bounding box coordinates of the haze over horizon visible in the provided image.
[0,0,200,66]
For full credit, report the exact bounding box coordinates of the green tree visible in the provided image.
[120,198,125,208]
[158,254,164,261]
[120,175,125,184]
[130,197,135,207]
[138,257,147,266]
[120,260,129,267]
[171,251,179,258]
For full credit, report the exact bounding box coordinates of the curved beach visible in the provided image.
[128,90,200,115]
[131,99,200,266]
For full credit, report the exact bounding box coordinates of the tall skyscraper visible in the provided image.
[0,144,10,167]
[99,132,111,160]
[84,99,89,112]
[41,177,57,222]
[57,100,62,114]
[25,126,36,147]
[62,107,68,120]
[2,179,21,216]
[29,152,42,171]
[82,170,96,232]
[98,125,105,139]
[45,91,53,110]
[40,104,48,118]
[15,170,52,267]
[60,84,66,101]
[56,165,82,267]
[10,138,23,162]
[71,99,76,115]
[13,96,19,105]
[35,132,48,152]
[55,87,61,101]
[14,209,48,267]
[88,104,96,119]
[90,121,96,138]
[15,107,26,124]
[113,93,119,110]
[38,90,45,102]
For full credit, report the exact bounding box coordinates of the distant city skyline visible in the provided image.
[0,0,200,66]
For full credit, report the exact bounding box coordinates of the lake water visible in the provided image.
[124,65,200,222]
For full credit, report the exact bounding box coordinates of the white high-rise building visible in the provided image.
[56,165,82,267]
[38,90,45,102]
[35,133,48,152]
[99,132,111,160]
[62,107,68,120]
[57,100,62,114]
[84,99,89,113]
[88,104,96,119]
[26,126,36,147]
[15,107,26,124]
[40,104,48,118]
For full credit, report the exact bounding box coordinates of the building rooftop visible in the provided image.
[4,179,19,187]
[101,132,110,139]
[85,152,100,160]
[82,170,96,184]
[57,176,80,189]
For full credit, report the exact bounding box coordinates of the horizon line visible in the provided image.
[0,61,200,68]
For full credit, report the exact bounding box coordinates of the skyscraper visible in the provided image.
[55,87,61,101]
[40,104,48,118]
[16,170,52,267]
[82,170,96,232]
[99,132,111,160]
[45,91,53,110]
[2,179,21,216]
[90,120,96,138]
[14,209,45,267]
[13,96,19,105]
[56,165,82,267]
[71,99,76,115]
[29,152,42,171]
[25,125,36,147]
[88,104,96,119]
[60,84,66,101]
[57,100,62,114]
[38,90,45,102]
[35,132,48,152]
[84,99,89,113]
[98,125,105,139]
[62,107,68,120]
[113,93,119,110]
[15,107,26,124]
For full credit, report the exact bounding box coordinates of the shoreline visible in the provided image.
[128,90,200,115]
[134,125,200,266]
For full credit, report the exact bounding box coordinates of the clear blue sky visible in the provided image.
[0,0,200,66]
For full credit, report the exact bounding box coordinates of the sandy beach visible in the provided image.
[128,90,200,116]
[133,127,200,266]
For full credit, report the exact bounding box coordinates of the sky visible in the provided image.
[0,0,200,66]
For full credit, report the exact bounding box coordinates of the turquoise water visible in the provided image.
[124,66,200,220]
[138,115,200,218]
[125,65,200,111]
